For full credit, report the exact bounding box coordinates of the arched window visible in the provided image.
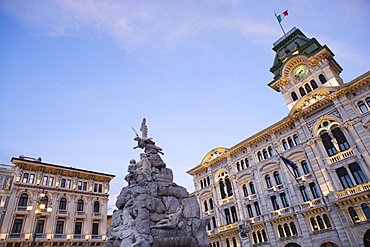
[240,160,245,170]
[336,167,354,189]
[319,74,327,84]
[310,79,318,89]
[284,223,291,237]
[320,131,338,156]
[93,201,100,213]
[301,160,310,174]
[245,158,249,168]
[209,198,214,210]
[226,238,230,247]
[200,180,204,189]
[291,91,298,101]
[293,134,300,145]
[358,101,368,113]
[212,216,216,228]
[225,177,233,197]
[348,206,359,223]
[323,214,332,228]
[299,87,306,97]
[282,140,288,150]
[332,127,350,151]
[232,237,237,247]
[247,204,253,218]
[265,175,272,188]
[219,179,226,199]
[18,193,28,207]
[261,229,267,242]
[304,83,312,93]
[263,149,269,159]
[294,167,301,178]
[287,137,294,148]
[257,152,263,162]
[249,182,256,194]
[59,197,67,210]
[309,182,320,199]
[204,201,208,212]
[349,162,367,185]
[310,217,318,231]
[236,162,240,172]
[77,199,84,212]
[271,196,279,210]
[254,202,261,216]
[366,97,370,108]
[274,171,282,185]
[268,146,274,156]
[207,177,210,186]
[278,225,285,237]
[224,209,231,225]
[317,215,325,229]
[252,232,257,244]
[280,193,289,207]
[257,231,262,243]
[231,206,238,222]
[299,186,310,202]
[362,203,370,220]
[243,184,249,197]
[290,222,297,235]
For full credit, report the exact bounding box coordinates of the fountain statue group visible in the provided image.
[105,119,209,247]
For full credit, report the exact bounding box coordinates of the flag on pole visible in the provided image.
[276,10,288,23]
[279,155,297,170]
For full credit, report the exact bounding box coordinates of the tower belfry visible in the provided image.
[268,27,344,115]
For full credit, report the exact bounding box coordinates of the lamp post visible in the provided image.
[27,190,52,247]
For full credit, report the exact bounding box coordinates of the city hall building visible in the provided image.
[0,156,115,247]
[187,28,370,247]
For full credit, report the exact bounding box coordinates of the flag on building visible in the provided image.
[279,155,297,170]
[276,10,288,23]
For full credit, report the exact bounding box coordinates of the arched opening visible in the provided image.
[320,243,339,247]
[364,229,370,247]
[285,243,301,247]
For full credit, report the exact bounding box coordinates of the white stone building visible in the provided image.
[0,156,115,247]
[187,28,370,247]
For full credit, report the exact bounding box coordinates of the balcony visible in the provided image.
[57,210,68,215]
[8,233,25,239]
[92,212,102,218]
[218,222,238,232]
[219,195,234,206]
[53,234,67,239]
[73,234,86,239]
[326,148,354,164]
[334,182,370,199]
[75,211,86,217]
[270,207,291,218]
[300,198,323,209]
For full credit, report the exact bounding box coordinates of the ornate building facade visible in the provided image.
[0,156,115,247]
[187,28,370,247]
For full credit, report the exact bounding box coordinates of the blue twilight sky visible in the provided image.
[0,0,369,213]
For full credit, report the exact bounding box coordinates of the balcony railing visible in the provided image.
[326,148,354,164]
[73,234,85,239]
[8,233,24,239]
[75,211,86,217]
[300,198,323,209]
[218,222,238,232]
[335,182,370,199]
[54,234,67,239]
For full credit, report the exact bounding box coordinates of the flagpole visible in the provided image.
[274,148,302,185]
[274,12,287,36]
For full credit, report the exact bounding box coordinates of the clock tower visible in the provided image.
[268,28,344,115]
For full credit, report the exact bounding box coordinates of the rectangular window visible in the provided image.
[29,174,35,184]
[224,209,231,225]
[66,179,71,189]
[271,196,280,210]
[61,179,66,188]
[48,177,54,187]
[254,202,261,216]
[74,222,82,234]
[36,220,45,234]
[300,186,310,202]
[98,184,102,193]
[78,181,82,190]
[336,167,354,189]
[83,182,87,191]
[94,184,98,192]
[55,221,64,234]
[247,204,254,218]
[22,173,29,183]
[11,219,23,233]
[349,163,367,185]
[92,222,99,235]
[43,176,48,186]
[280,193,289,207]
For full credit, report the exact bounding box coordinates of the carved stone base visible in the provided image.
[155,236,193,247]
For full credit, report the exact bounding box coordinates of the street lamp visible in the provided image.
[27,190,52,247]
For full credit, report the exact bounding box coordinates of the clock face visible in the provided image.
[292,65,308,81]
